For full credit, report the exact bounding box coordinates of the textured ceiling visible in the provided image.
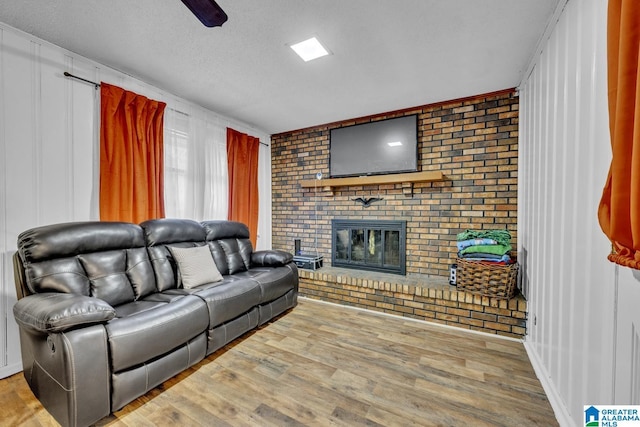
[0,0,559,134]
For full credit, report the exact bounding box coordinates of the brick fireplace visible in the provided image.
[271,89,518,276]
[270,89,523,337]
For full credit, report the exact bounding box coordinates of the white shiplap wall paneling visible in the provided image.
[2,29,39,378]
[0,27,5,374]
[70,60,100,221]
[519,0,624,425]
[615,269,640,404]
[0,28,99,378]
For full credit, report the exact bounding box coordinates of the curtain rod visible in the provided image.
[64,71,270,147]
[64,71,100,89]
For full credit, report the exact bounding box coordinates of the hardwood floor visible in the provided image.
[0,298,557,426]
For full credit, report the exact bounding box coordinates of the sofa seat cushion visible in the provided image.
[105,295,208,372]
[142,292,189,304]
[235,266,297,304]
[113,300,167,318]
[190,278,261,327]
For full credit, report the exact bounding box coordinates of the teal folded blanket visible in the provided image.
[456,229,512,247]
[460,244,512,256]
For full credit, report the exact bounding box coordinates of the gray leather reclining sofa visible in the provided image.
[12,218,298,427]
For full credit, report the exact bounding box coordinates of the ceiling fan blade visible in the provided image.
[181,0,228,27]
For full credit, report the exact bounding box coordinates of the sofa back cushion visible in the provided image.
[140,218,207,291]
[202,221,253,275]
[16,222,155,305]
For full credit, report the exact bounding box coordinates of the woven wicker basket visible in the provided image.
[456,258,518,299]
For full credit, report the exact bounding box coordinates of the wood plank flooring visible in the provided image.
[0,298,558,426]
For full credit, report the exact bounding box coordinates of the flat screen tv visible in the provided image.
[330,115,418,178]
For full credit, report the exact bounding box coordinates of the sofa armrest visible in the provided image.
[13,293,115,333]
[251,250,293,267]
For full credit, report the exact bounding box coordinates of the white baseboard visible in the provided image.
[524,340,575,427]
[0,362,22,380]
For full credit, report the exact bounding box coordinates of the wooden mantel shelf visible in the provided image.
[299,171,445,197]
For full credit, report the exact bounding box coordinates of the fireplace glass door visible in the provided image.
[332,220,406,275]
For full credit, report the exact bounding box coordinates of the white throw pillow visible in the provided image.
[169,245,223,289]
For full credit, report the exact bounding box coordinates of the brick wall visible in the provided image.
[271,89,518,278]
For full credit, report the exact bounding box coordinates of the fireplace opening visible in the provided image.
[332,219,406,275]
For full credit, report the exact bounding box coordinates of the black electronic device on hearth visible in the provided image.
[293,252,323,271]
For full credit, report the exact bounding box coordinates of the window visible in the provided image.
[164,108,228,220]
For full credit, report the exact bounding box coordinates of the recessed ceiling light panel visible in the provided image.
[387,141,403,147]
[290,37,330,62]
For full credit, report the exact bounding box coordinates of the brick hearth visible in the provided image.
[298,266,527,339]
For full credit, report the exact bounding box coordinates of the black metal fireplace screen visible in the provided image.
[332,219,406,275]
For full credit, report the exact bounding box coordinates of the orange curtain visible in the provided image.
[100,83,167,223]
[227,127,260,247]
[598,0,640,268]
